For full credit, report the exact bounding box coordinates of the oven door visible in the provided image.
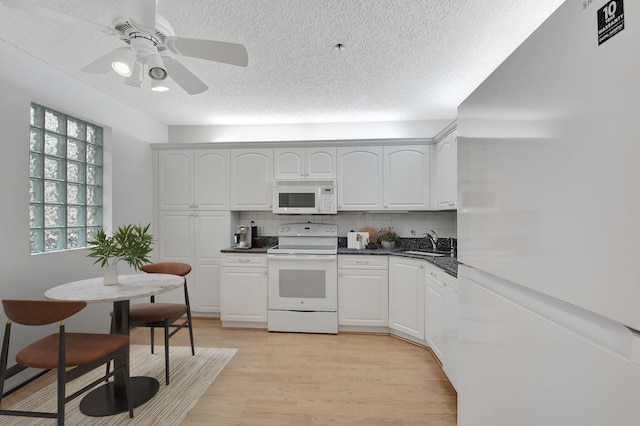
[267,254,337,312]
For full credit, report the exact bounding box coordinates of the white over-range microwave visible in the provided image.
[272,180,337,214]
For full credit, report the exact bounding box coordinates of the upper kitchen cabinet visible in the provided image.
[338,144,430,211]
[384,145,431,210]
[274,147,337,180]
[158,149,230,211]
[230,148,273,210]
[337,146,384,210]
[432,130,457,210]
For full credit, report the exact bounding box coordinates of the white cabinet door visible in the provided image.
[273,147,305,180]
[158,149,230,211]
[306,147,336,179]
[155,211,193,304]
[194,263,221,313]
[156,211,230,313]
[338,268,388,327]
[230,148,273,210]
[220,266,268,323]
[433,131,457,210]
[388,257,425,340]
[274,147,336,180]
[442,276,459,389]
[157,211,194,263]
[384,145,431,210]
[192,211,230,312]
[194,150,230,210]
[425,275,445,361]
[337,146,383,210]
[158,150,194,210]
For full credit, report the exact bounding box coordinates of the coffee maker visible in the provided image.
[234,225,256,249]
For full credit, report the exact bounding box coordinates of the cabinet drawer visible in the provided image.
[221,253,268,267]
[424,260,457,288]
[339,255,388,270]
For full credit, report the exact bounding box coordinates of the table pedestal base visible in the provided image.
[79,376,160,417]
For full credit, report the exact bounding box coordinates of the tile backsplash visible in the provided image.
[237,211,457,239]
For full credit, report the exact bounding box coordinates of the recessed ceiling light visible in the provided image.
[334,43,345,52]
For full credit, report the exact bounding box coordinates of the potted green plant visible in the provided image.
[87,224,153,285]
[378,226,399,249]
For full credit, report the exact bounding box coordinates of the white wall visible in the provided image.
[0,40,167,347]
[238,211,456,240]
[168,120,453,143]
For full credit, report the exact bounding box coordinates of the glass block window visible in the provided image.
[29,103,103,253]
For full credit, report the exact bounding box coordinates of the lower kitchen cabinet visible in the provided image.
[442,274,459,389]
[155,210,230,315]
[424,260,459,389]
[425,272,445,361]
[220,253,268,327]
[388,257,425,341]
[338,255,388,328]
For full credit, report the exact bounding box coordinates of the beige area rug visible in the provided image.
[0,345,237,425]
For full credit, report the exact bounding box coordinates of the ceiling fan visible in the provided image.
[0,0,249,95]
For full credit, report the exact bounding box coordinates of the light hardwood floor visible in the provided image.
[163,318,456,425]
[3,318,457,425]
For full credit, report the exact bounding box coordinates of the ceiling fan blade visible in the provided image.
[0,0,116,35]
[125,0,156,33]
[166,37,249,67]
[163,57,208,95]
[81,48,122,74]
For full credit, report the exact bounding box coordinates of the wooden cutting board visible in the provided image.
[358,227,377,243]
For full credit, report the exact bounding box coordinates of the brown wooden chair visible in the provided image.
[114,262,194,385]
[0,300,133,425]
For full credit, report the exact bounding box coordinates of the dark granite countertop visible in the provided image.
[220,246,273,254]
[220,245,458,277]
[337,247,458,277]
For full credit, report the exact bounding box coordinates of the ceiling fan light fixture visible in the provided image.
[147,54,168,80]
[151,78,170,92]
[111,48,136,77]
[124,62,143,87]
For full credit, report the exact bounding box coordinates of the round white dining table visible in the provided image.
[45,273,184,417]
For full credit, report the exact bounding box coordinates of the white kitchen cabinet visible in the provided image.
[337,146,383,210]
[220,253,268,326]
[338,145,431,211]
[425,271,445,361]
[155,210,231,315]
[274,147,336,180]
[424,260,459,387]
[432,130,457,210]
[230,148,273,210]
[384,145,431,210]
[338,255,388,328]
[158,149,230,211]
[388,257,425,341]
[441,273,459,389]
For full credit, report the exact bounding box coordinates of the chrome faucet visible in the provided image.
[422,230,438,251]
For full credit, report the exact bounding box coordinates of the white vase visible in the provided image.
[381,240,395,249]
[103,264,119,286]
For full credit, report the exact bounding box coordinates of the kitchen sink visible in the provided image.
[403,250,447,257]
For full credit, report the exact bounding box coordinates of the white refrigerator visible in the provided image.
[456,0,640,424]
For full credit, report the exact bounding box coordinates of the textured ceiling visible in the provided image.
[0,0,564,126]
